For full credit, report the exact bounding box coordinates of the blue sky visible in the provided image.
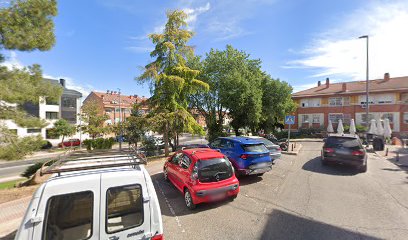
[3,0,408,98]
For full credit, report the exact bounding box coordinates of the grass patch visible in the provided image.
[0,178,24,190]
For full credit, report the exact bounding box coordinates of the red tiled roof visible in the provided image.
[293,76,408,98]
[92,91,148,105]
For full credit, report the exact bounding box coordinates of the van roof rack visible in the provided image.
[40,149,147,176]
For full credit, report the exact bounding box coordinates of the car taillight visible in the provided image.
[323,148,334,153]
[352,150,365,156]
[151,234,164,240]
[277,147,281,151]
[240,154,249,160]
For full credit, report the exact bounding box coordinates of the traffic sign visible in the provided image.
[285,115,295,125]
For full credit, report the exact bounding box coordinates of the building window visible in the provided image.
[302,115,310,123]
[115,108,120,113]
[404,113,408,124]
[329,97,343,106]
[61,111,77,123]
[312,114,320,123]
[27,128,41,133]
[361,113,374,124]
[106,184,143,233]
[382,113,394,123]
[45,97,59,105]
[43,191,93,240]
[105,108,112,114]
[301,98,320,108]
[377,94,394,104]
[61,96,77,108]
[46,112,58,120]
[329,113,343,123]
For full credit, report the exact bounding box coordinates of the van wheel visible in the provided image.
[184,189,196,210]
[163,168,169,181]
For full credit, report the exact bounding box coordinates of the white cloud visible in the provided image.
[287,1,408,81]
[183,2,211,27]
[1,51,24,70]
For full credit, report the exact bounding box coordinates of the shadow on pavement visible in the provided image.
[150,172,235,217]
[237,175,263,186]
[302,157,360,176]
[261,209,381,240]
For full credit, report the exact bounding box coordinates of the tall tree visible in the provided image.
[189,45,263,139]
[0,0,60,158]
[260,74,296,132]
[125,104,148,149]
[137,10,208,156]
[51,119,76,147]
[80,100,110,139]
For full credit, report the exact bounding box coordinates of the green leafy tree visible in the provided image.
[80,100,110,139]
[189,45,263,139]
[137,10,208,156]
[124,104,148,148]
[0,0,60,159]
[51,119,76,147]
[259,74,296,133]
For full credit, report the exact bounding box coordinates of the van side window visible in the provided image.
[106,184,144,233]
[43,191,93,240]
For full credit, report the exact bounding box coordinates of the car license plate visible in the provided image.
[336,149,349,155]
[211,192,226,201]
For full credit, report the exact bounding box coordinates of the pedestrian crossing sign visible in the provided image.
[285,115,295,125]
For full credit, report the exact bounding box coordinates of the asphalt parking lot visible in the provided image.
[147,141,408,240]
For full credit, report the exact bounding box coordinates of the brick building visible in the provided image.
[83,91,149,125]
[291,73,408,135]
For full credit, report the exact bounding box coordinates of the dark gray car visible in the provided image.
[321,134,367,172]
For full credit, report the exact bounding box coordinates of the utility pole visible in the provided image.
[359,35,369,144]
[118,88,122,151]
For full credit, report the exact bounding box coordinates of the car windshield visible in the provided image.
[197,158,233,183]
[242,143,269,153]
[325,137,362,150]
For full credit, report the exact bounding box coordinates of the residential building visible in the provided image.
[2,78,83,143]
[83,91,149,125]
[291,73,408,136]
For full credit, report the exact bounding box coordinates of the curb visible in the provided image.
[281,144,302,155]
[373,150,408,168]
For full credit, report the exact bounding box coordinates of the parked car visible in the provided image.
[209,137,273,176]
[15,151,163,240]
[247,136,281,161]
[321,134,367,172]
[58,138,81,148]
[164,148,239,210]
[41,140,53,149]
[177,143,210,150]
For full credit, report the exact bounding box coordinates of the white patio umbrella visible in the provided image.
[384,118,392,138]
[376,118,384,136]
[368,119,378,135]
[337,119,344,134]
[327,120,334,133]
[349,119,356,135]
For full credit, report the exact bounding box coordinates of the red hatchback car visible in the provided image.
[164,148,240,210]
[58,138,81,148]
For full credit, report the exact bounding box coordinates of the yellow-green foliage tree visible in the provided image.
[138,10,208,156]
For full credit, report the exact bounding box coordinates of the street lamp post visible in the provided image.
[118,88,122,151]
[359,35,369,144]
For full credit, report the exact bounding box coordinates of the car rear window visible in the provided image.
[325,137,362,150]
[242,143,268,153]
[197,158,233,183]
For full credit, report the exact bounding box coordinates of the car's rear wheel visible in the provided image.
[163,168,169,181]
[359,164,367,173]
[184,189,196,210]
[229,194,238,201]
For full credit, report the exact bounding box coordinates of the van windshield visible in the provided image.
[197,158,233,183]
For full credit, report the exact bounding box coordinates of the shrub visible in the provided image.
[83,138,115,150]
[0,135,45,160]
[21,160,56,178]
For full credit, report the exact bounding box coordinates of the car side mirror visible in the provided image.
[167,157,171,162]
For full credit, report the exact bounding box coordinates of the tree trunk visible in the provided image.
[164,121,169,157]
[61,136,65,148]
[176,133,179,147]
[234,128,239,136]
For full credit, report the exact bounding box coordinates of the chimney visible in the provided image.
[342,83,347,92]
[59,78,66,87]
[317,81,321,87]
[325,78,330,86]
[384,72,390,81]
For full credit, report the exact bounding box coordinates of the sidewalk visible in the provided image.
[0,196,31,238]
[375,145,408,168]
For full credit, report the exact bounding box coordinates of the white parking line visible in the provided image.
[154,180,185,233]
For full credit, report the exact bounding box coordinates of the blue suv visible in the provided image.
[209,137,272,176]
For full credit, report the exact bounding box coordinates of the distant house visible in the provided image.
[290,73,408,135]
[83,91,149,126]
[2,78,83,143]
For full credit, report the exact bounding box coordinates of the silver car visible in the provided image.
[247,136,282,161]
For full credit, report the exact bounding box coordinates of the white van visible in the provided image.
[15,151,164,240]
